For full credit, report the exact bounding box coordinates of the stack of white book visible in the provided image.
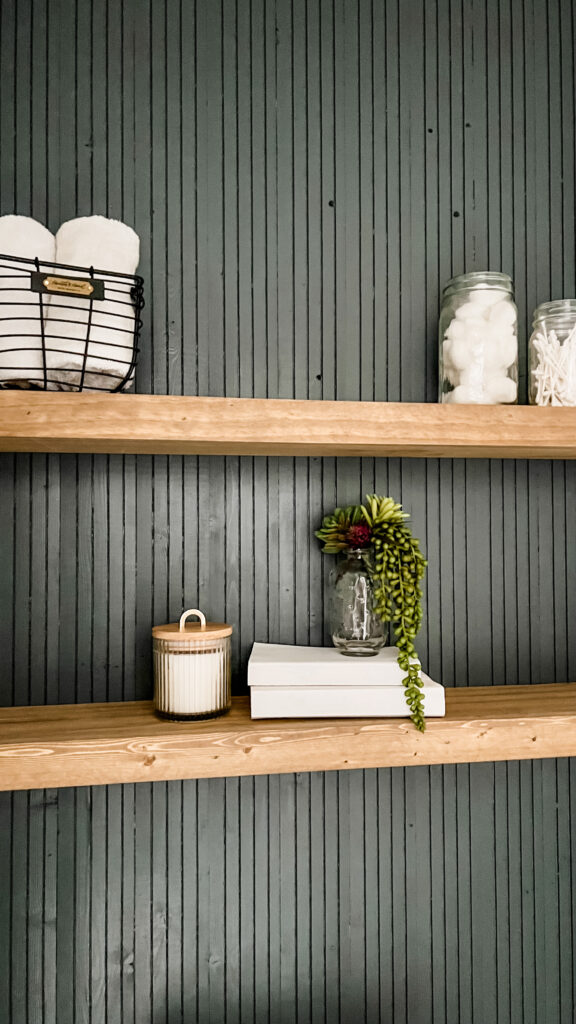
[247,643,445,719]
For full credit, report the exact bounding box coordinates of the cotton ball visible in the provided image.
[444,366,461,386]
[477,323,508,369]
[445,318,468,341]
[441,339,461,386]
[472,288,508,308]
[468,323,517,371]
[460,364,490,400]
[441,336,456,370]
[445,383,493,404]
[449,336,481,370]
[449,320,490,368]
[500,331,518,368]
[459,316,488,339]
[489,330,517,369]
[455,301,487,321]
[483,376,517,403]
[488,300,517,328]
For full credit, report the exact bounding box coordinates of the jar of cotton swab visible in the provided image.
[529,300,576,406]
[439,271,518,404]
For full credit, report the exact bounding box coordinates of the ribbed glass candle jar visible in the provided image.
[153,609,232,720]
[439,271,518,404]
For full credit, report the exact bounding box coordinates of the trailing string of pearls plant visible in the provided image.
[315,495,428,731]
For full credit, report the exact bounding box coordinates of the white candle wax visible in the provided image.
[155,650,226,715]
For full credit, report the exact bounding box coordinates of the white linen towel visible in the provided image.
[45,216,140,391]
[0,215,56,385]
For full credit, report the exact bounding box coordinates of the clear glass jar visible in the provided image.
[439,271,518,404]
[529,299,576,405]
[153,608,232,720]
[328,548,388,657]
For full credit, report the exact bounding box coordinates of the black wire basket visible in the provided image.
[0,253,144,392]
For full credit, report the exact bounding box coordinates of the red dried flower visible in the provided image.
[346,524,372,548]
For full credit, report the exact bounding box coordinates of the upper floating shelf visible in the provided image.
[0,393,575,458]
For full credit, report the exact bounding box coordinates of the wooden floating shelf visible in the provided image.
[0,392,576,458]
[1,684,575,791]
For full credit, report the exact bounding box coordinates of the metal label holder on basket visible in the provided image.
[31,271,105,301]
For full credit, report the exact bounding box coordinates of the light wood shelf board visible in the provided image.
[1,684,575,791]
[1,393,576,457]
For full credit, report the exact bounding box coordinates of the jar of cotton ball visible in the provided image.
[439,271,518,404]
[529,300,576,405]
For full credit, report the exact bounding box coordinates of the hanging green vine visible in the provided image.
[315,494,428,731]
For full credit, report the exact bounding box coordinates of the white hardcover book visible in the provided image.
[247,643,445,718]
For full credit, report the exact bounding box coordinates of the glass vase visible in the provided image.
[328,548,388,657]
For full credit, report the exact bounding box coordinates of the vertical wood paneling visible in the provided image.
[1,0,576,1020]
[5,762,576,1022]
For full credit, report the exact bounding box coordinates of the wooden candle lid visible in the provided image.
[152,608,233,642]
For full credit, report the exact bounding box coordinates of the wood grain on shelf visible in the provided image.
[1,684,575,791]
[1,392,576,457]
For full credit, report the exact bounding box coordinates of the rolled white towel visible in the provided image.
[54,215,140,275]
[0,215,56,386]
[45,216,140,391]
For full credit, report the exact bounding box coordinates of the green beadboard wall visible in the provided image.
[1,0,576,1021]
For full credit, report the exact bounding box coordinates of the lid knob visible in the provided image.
[179,608,207,632]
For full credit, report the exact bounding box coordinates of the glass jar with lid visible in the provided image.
[529,299,576,405]
[153,608,232,720]
[439,271,518,404]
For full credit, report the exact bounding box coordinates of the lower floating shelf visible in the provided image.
[1,684,576,791]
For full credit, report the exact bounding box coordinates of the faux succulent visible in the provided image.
[316,494,428,731]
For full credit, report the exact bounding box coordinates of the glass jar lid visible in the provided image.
[532,299,576,325]
[442,271,513,299]
[152,608,233,643]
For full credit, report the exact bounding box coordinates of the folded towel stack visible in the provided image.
[0,213,141,391]
[45,216,141,391]
[0,216,56,386]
